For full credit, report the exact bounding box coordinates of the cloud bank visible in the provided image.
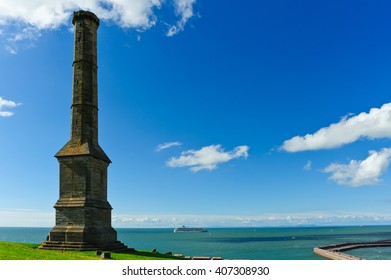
[0,0,198,53]
[324,148,391,187]
[0,208,53,227]
[85,212,391,227]
[167,144,249,172]
[0,97,20,117]
[2,208,391,227]
[281,103,391,152]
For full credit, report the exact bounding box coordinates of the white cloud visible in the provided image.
[6,26,42,54]
[156,141,182,151]
[98,0,163,29]
[0,0,198,53]
[167,144,249,172]
[303,160,312,171]
[0,0,163,29]
[166,0,196,37]
[323,148,391,187]
[281,103,391,152]
[0,97,20,117]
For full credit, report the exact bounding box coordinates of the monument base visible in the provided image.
[39,241,128,251]
[39,225,128,251]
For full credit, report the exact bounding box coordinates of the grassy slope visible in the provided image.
[0,242,184,260]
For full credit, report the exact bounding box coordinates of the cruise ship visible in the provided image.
[174,226,208,233]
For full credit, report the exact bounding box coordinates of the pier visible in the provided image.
[314,240,391,260]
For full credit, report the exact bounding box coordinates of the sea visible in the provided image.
[1,226,391,260]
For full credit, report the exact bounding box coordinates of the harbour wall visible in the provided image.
[314,240,391,260]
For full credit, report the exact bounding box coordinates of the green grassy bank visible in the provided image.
[0,241,184,260]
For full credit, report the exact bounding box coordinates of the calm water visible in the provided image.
[1,226,391,260]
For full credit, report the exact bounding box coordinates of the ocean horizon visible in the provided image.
[1,225,391,260]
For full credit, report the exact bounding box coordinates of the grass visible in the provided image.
[0,241,185,260]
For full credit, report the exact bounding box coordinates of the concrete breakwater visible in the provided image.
[314,240,391,260]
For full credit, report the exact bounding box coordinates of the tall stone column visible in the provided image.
[40,11,126,251]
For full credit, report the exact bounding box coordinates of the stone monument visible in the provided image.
[40,11,126,251]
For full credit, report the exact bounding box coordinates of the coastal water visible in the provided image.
[1,226,391,260]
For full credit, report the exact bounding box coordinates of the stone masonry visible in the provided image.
[39,11,126,251]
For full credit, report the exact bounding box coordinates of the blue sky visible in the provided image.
[2,0,391,227]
